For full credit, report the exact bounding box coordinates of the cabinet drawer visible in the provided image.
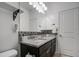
[39,41,51,54]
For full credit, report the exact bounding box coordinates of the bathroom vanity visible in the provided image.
[20,35,56,57]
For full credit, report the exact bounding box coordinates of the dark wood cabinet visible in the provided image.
[20,38,56,57]
[51,38,56,56]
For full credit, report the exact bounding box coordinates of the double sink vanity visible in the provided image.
[19,31,57,57]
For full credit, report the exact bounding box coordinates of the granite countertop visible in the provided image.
[20,35,56,48]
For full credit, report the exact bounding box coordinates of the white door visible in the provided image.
[59,7,79,57]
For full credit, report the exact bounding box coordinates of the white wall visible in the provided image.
[29,2,79,32]
[28,6,58,32]
[6,2,20,9]
[0,7,18,52]
[20,4,30,31]
[8,2,79,32]
[29,13,58,31]
[6,2,30,31]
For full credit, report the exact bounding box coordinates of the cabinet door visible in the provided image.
[39,41,52,57]
[39,41,51,54]
[21,43,39,57]
[40,47,51,57]
[51,38,56,56]
[21,44,28,57]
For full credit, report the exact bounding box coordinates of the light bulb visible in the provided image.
[33,4,37,8]
[39,2,43,5]
[38,9,42,13]
[38,9,45,14]
[36,6,39,10]
[33,2,38,8]
[44,6,47,11]
[29,2,32,5]
[28,2,46,14]
[42,3,45,7]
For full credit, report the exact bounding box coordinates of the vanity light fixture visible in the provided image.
[28,2,47,14]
